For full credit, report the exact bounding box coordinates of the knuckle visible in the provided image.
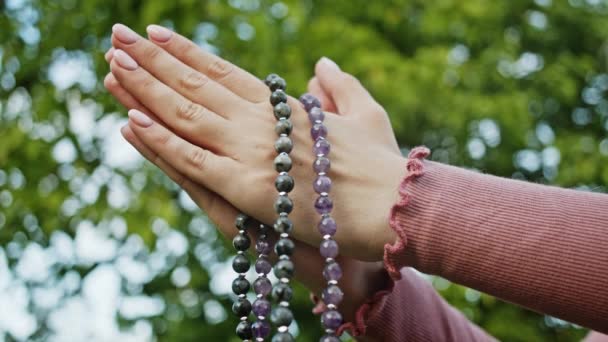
[176,100,205,121]
[142,43,162,61]
[141,75,156,92]
[155,131,171,146]
[186,148,209,171]
[207,59,233,80]
[180,71,209,91]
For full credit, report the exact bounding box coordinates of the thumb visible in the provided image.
[314,57,379,115]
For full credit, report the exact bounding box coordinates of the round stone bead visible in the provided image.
[323,261,342,281]
[235,213,248,230]
[232,254,250,273]
[232,276,250,295]
[255,256,272,275]
[272,332,295,342]
[232,298,252,317]
[275,119,293,136]
[319,335,341,342]
[314,196,333,214]
[272,283,293,302]
[236,320,253,340]
[311,123,328,140]
[232,233,251,251]
[274,259,295,279]
[321,310,343,331]
[274,214,293,234]
[271,307,294,326]
[322,285,344,306]
[268,77,287,92]
[313,156,331,174]
[259,224,272,235]
[274,103,292,120]
[320,239,339,259]
[313,175,332,194]
[313,139,331,156]
[264,73,280,86]
[256,239,272,255]
[274,195,294,214]
[308,107,325,122]
[252,320,271,339]
[252,298,271,318]
[275,174,295,193]
[274,153,292,172]
[270,89,288,106]
[299,93,321,112]
[253,277,272,296]
[275,238,295,256]
[318,216,337,236]
[275,136,293,154]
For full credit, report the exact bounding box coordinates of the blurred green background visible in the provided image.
[1,0,607,341]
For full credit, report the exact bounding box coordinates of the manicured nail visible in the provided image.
[112,23,139,44]
[147,25,173,42]
[104,47,115,62]
[113,49,138,70]
[319,57,340,71]
[103,72,115,87]
[128,109,153,127]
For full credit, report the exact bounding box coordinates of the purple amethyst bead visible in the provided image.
[299,93,321,112]
[314,196,333,214]
[320,239,339,259]
[252,320,271,339]
[318,216,337,236]
[313,156,331,174]
[255,257,272,275]
[252,298,271,318]
[323,261,342,281]
[320,335,341,342]
[256,239,272,255]
[311,123,328,140]
[308,107,325,122]
[321,310,343,330]
[322,285,344,305]
[313,139,331,156]
[313,175,332,194]
[253,277,272,296]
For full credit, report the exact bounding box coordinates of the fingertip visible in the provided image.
[128,109,154,127]
[113,49,138,70]
[146,24,173,43]
[104,72,117,88]
[104,47,115,63]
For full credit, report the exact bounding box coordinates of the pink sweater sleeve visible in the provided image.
[376,148,608,335]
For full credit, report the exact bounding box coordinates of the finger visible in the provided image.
[111,23,250,116]
[126,109,240,199]
[110,49,231,152]
[146,24,270,104]
[105,47,115,63]
[307,76,337,113]
[314,57,382,115]
[104,72,153,116]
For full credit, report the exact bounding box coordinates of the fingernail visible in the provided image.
[147,25,173,42]
[104,47,115,62]
[103,72,116,87]
[128,109,153,127]
[319,57,340,71]
[112,23,139,44]
[113,49,138,70]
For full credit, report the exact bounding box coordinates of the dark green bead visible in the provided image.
[264,73,280,86]
[233,233,251,251]
[275,174,294,193]
[236,320,253,339]
[232,276,250,295]
[271,283,293,302]
[275,120,293,136]
[270,90,288,106]
[268,77,287,91]
[272,332,295,342]
[274,214,293,234]
[274,153,292,172]
[274,136,293,154]
[271,307,294,327]
[274,259,295,279]
[235,213,249,230]
[232,298,252,317]
[275,238,295,256]
[274,195,293,214]
[232,254,250,273]
[273,103,291,120]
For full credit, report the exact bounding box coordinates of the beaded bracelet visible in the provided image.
[299,94,343,342]
[265,74,296,342]
[232,213,254,341]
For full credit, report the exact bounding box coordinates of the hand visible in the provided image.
[104,24,406,263]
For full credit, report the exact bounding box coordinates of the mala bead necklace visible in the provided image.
[299,93,343,341]
[265,74,296,342]
[251,222,274,340]
[232,213,254,341]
